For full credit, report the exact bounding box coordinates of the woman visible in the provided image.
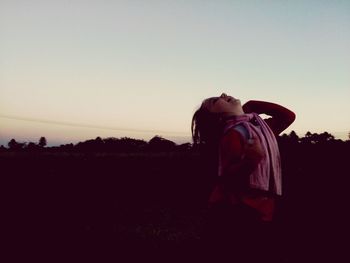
[192,93,295,261]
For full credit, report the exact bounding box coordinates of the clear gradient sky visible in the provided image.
[1,0,349,146]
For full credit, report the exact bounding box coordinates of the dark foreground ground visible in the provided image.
[2,145,349,262]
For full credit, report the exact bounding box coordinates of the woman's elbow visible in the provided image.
[287,111,296,126]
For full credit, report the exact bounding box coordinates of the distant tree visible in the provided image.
[288,130,300,144]
[305,131,312,138]
[93,136,104,149]
[102,137,121,152]
[119,137,147,152]
[306,132,320,144]
[300,131,335,144]
[8,139,26,150]
[0,145,6,152]
[95,136,103,143]
[26,142,40,151]
[100,137,147,152]
[300,131,313,144]
[148,135,176,151]
[59,143,74,152]
[8,139,18,149]
[38,137,47,147]
[318,132,335,143]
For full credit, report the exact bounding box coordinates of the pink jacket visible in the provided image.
[219,113,282,195]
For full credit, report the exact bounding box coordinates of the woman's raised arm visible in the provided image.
[242,100,296,136]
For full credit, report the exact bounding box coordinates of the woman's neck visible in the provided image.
[222,109,245,117]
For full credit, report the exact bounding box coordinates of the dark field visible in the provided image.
[2,141,349,262]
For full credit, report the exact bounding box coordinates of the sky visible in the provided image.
[1,0,349,146]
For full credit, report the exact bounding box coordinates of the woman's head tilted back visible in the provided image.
[191,93,244,145]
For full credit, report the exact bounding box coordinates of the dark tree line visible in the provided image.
[3,136,47,152]
[0,135,192,153]
[1,131,348,153]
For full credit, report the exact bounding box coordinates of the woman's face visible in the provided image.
[203,93,242,114]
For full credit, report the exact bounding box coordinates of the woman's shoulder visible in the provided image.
[222,125,249,145]
[220,128,246,157]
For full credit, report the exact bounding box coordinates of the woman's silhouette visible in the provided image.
[192,93,295,262]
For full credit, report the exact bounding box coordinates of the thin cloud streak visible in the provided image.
[0,114,189,136]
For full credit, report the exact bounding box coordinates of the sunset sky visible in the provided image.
[1,0,349,146]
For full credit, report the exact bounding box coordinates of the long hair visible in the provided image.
[191,103,224,147]
[191,100,225,185]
